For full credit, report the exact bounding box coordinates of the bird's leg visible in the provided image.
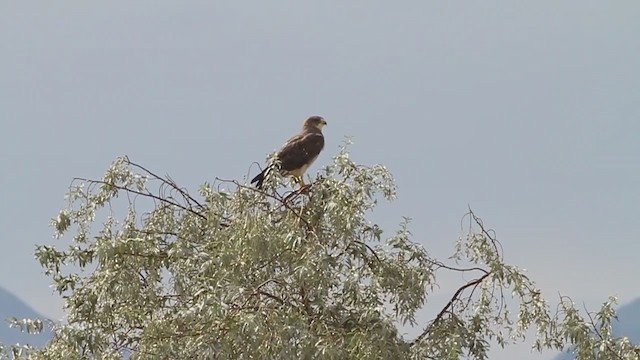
[297,177,313,195]
[290,175,304,188]
[290,175,311,193]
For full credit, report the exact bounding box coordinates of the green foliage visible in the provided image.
[2,146,639,359]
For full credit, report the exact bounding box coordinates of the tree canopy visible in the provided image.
[2,146,639,359]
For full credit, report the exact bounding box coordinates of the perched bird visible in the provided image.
[251,115,327,188]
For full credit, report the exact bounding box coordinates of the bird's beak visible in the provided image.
[322,120,328,125]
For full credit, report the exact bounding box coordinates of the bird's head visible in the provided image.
[304,115,327,130]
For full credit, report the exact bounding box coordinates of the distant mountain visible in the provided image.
[0,286,52,347]
[554,298,640,360]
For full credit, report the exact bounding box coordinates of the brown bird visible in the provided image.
[251,115,327,188]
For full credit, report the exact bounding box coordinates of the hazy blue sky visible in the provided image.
[1,2,639,359]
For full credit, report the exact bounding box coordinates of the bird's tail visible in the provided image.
[250,168,267,188]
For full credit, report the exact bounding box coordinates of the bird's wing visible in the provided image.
[277,131,325,172]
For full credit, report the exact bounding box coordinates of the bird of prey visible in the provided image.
[251,115,327,188]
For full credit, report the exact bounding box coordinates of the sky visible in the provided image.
[1,2,639,359]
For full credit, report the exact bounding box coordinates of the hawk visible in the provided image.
[251,115,327,188]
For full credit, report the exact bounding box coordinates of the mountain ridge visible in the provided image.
[0,286,52,347]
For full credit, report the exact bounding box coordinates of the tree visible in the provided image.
[2,145,639,359]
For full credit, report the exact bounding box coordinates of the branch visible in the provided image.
[75,177,208,221]
[125,157,204,210]
[466,208,504,262]
[583,303,625,360]
[352,240,381,263]
[411,272,492,346]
